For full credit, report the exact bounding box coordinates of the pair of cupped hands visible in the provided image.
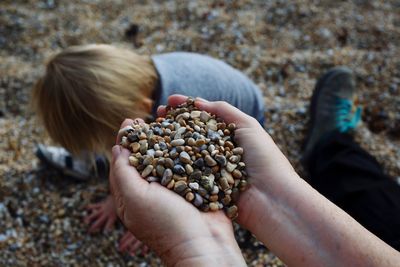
[107,95,297,266]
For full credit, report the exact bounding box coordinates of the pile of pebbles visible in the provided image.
[118,98,248,219]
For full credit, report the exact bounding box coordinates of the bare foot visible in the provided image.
[119,231,149,256]
[85,195,117,233]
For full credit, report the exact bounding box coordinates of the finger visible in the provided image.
[194,98,259,129]
[84,209,102,224]
[86,203,102,210]
[88,215,107,233]
[119,232,136,251]
[120,118,135,129]
[166,94,189,107]
[110,145,148,200]
[104,217,115,232]
[128,239,143,255]
[142,245,149,255]
[119,231,132,245]
[133,118,145,125]
[156,105,166,117]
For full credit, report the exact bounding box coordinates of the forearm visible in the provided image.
[241,171,400,266]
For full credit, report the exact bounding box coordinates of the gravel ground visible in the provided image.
[1,0,400,266]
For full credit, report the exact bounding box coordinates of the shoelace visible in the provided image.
[335,98,362,133]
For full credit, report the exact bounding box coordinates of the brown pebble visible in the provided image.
[195,139,205,146]
[139,132,147,140]
[209,195,219,202]
[173,174,187,182]
[130,142,140,153]
[174,181,188,194]
[185,164,194,175]
[142,155,154,166]
[139,140,148,154]
[232,147,244,155]
[161,168,173,186]
[226,205,238,219]
[164,158,174,168]
[225,141,234,150]
[179,151,191,164]
[128,156,139,167]
[232,169,243,179]
[209,202,219,211]
[187,137,196,146]
[156,165,165,177]
[219,177,229,190]
[185,192,195,202]
[227,123,236,131]
[221,168,234,184]
[221,195,232,205]
[204,155,217,166]
[141,165,153,177]
[167,179,175,189]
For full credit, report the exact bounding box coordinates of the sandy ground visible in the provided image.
[1,0,400,266]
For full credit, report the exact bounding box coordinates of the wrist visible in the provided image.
[159,228,246,267]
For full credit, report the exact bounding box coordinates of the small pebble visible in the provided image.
[185,192,195,202]
[161,168,173,186]
[209,202,219,211]
[141,165,153,177]
[232,147,244,155]
[204,155,217,166]
[179,151,191,164]
[171,139,185,146]
[193,193,204,207]
[189,182,200,190]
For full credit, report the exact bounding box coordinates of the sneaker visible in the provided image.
[35,144,108,181]
[302,67,362,163]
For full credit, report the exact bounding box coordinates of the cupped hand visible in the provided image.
[157,95,299,233]
[110,119,245,266]
[85,195,118,233]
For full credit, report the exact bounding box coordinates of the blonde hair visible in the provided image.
[31,44,157,156]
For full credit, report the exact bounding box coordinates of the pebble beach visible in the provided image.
[1,0,400,266]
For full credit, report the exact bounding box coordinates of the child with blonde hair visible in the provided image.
[32,44,265,255]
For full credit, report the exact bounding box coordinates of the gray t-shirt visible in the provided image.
[151,52,265,124]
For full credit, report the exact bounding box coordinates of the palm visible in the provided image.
[112,152,234,255]
[233,126,297,228]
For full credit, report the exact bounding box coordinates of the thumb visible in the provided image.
[109,145,147,215]
[194,98,259,129]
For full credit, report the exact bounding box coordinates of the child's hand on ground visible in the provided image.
[119,231,149,256]
[85,195,117,233]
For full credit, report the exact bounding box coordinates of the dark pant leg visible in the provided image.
[305,131,400,250]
